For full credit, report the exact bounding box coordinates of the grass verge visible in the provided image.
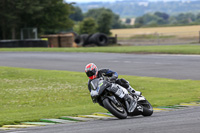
[0,66,200,126]
[119,34,176,40]
[0,44,200,54]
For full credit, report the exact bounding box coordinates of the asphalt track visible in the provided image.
[0,52,200,80]
[0,52,200,133]
[1,106,200,133]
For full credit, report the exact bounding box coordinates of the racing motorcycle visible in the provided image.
[90,76,153,119]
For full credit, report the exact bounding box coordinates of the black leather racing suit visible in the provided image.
[87,69,130,92]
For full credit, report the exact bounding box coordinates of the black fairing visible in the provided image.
[90,78,99,90]
[90,78,111,96]
[99,80,111,95]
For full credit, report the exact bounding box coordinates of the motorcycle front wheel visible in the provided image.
[103,98,127,119]
[140,100,153,116]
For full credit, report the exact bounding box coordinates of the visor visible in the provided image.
[86,69,96,77]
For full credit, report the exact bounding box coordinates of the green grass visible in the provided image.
[119,34,176,40]
[0,67,200,126]
[0,44,200,54]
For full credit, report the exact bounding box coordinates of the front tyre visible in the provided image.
[103,98,127,119]
[140,100,153,116]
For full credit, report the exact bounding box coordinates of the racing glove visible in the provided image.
[110,76,117,83]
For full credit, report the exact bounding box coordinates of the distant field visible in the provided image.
[111,25,200,38]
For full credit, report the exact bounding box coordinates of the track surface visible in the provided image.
[0,52,200,80]
[0,52,200,133]
[1,106,200,133]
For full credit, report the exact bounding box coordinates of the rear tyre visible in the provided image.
[103,98,127,119]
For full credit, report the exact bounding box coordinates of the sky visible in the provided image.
[65,0,116,3]
[65,0,188,3]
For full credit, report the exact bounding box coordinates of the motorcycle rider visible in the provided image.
[85,63,141,113]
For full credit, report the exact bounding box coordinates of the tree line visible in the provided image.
[70,7,200,33]
[71,7,123,35]
[134,12,200,28]
[77,1,200,17]
[0,0,73,40]
[0,0,122,39]
[1,0,200,40]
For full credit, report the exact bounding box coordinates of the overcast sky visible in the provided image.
[65,0,116,3]
[65,0,185,3]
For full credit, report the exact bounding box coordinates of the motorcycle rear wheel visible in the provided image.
[103,98,127,119]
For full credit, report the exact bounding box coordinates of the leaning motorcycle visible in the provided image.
[90,77,153,119]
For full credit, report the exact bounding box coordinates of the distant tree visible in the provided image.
[196,13,200,20]
[79,17,98,34]
[156,17,167,25]
[111,13,122,29]
[70,6,84,21]
[0,0,44,39]
[175,13,195,24]
[168,16,178,25]
[84,8,101,19]
[154,12,169,20]
[135,13,170,27]
[85,8,122,29]
[134,17,144,28]
[146,20,158,27]
[34,0,74,34]
[97,10,113,35]
[195,13,200,23]
[142,14,161,25]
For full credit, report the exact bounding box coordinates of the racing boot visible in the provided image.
[124,94,137,113]
[120,78,141,96]
[127,86,142,96]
